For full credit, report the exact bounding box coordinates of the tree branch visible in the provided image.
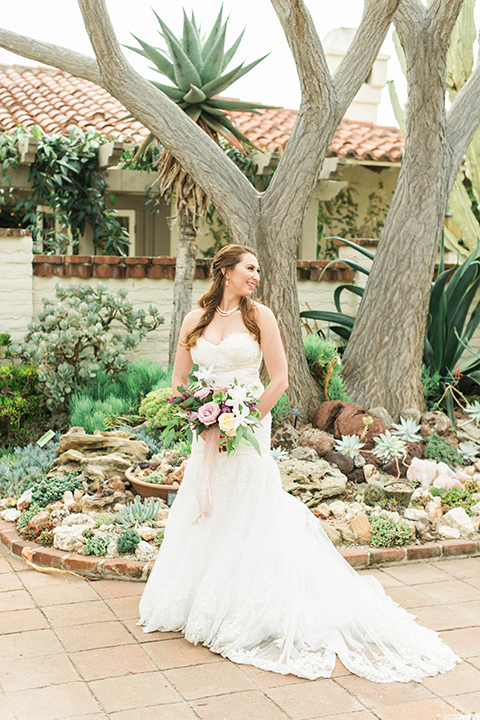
[334,0,402,112]
[263,0,399,237]
[0,28,103,85]
[446,58,480,179]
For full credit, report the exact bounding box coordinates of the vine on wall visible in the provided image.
[0,126,129,255]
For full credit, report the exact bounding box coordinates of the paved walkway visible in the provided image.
[1,545,480,720]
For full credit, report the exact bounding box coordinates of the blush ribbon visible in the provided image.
[193,425,220,524]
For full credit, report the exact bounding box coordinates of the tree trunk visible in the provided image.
[168,209,197,366]
[342,1,461,418]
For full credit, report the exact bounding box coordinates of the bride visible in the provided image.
[138,244,459,682]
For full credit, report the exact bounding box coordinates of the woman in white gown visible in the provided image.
[139,245,459,682]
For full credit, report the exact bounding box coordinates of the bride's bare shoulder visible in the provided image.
[253,301,276,324]
[182,308,204,333]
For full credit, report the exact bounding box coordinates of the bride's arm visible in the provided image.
[171,310,202,395]
[256,305,289,419]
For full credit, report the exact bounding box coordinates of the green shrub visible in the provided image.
[271,393,291,426]
[303,335,350,401]
[0,440,58,497]
[117,528,141,553]
[424,433,463,469]
[83,534,110,556]
[369,513,413,548]
[12,282,163,408]
[139,388,189,445]
[0,363,49,446]
[30,471,83,508]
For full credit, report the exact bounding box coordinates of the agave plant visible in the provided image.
[127,7,273,364]
[391,417,422,443]
[270,446,290,461]
[373,430,407,463]
[301,234,480,424]
[115,495,162,529]
[334,434,365,458]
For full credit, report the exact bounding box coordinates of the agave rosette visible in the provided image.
[127,8,274,151]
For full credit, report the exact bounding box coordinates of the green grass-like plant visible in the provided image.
[302,334,350,401]
[430,486,476,514]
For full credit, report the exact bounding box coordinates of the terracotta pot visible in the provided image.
[125,466,179,501]
[384,482,414,508]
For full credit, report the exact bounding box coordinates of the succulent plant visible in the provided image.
[127,8,272,151]
[373,430,407,463]
[115,495,162,528]
[334,435,365,458]
[391,416,422,443]
[117,528,141,553]
[270,446,290,461]
[465,400,480,424]
[459,441,479,462]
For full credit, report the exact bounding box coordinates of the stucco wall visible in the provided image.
[3,233,354,369]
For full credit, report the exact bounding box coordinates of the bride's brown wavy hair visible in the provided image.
[184,244,261,350]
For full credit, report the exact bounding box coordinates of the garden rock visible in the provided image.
[369,406,394,428]
[81,478,129,514]
[404,508,428,522]
[1,508,20,522]
[290,447,318,462]
[426,497,443,523]
[363,482,385,505]
[135,540,159,562]
[324,451,354,475]
[63,491,75,507]
[279,458,347,505]
[438,524,461,539]
[28,511,51,529]
[51,427,149,491]
[62,513,96,528]
[329,500,346,518]
[420,411,452,438]
[471,501,480,515]
[363,464,379,483]
[442,507,475,537]
[137,526,157,542]
[348,468,366,484]
[400,408,422,424]
[313,401,387,449]
[53,525,86,553]
[297,428,335,457]
[349,512,372,544]
[455,423,480,447]
[271,424,300,450]
[318,520,342,547]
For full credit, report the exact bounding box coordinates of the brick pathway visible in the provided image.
[2,544,480,720]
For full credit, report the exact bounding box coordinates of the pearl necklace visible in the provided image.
[215,305,239,317]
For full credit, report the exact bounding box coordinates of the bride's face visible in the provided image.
[225,253,260,297]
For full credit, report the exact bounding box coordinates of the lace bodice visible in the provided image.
[191,333,262,387]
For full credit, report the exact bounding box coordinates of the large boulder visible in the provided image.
[279,457,347,506]
[271,424,300,450]
[53,525,87,553]
[312,401,387,449]
[50,427,149,492]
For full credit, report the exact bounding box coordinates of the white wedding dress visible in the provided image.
[138,333,459,682]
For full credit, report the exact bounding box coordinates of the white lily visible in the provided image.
[192,364,217,385]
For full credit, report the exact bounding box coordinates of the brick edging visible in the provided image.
[1,519,478,580]
[32,255,355,283]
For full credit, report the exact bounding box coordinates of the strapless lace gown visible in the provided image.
[138,333,459,682]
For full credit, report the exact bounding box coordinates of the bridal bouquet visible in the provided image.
[162,368,262,456]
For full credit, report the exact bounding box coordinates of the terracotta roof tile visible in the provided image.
[0,64,405,162]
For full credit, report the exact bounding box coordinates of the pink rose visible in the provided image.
[197,402,221,426]
[195,386,211,399]
[188,411,198,422]
[210,384,229,393]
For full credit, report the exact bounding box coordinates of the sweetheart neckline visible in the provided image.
[198,332,256,349]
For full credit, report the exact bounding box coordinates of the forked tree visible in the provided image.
[342,0,480,417]
[0,0,401,418]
